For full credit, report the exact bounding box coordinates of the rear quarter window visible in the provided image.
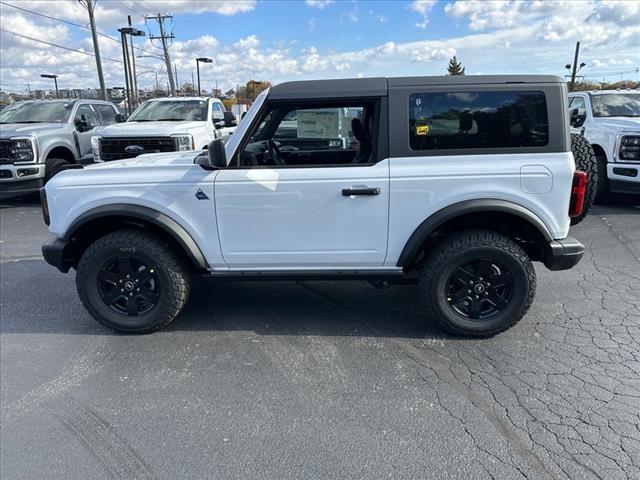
[409,91,549,151]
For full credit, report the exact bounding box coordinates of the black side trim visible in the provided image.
[543,237,584,271]
[397,199,554,268]
[64,204,209,270]
[42,237,75,273]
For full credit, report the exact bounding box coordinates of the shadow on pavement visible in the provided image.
[0,260,444,339]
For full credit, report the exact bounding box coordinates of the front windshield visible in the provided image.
[128,100,208,122]
[0,101,73,124]
[590,94,640,118]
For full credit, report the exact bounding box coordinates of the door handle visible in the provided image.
[342,187,380,196]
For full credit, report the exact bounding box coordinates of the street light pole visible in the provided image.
[195,57,213,96]
[40,74,58,98]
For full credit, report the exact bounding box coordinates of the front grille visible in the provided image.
[99,137,176,161]
[0,140,11,164]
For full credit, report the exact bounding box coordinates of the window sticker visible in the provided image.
[297,110,339,138]
[415,125,429,136]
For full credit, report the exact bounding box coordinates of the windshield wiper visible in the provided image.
[155,118,187,121]
[2,120,44,124]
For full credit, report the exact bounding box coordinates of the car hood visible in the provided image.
[95,121,206,136]
[0,123,65,137]
[592,117,640,132]
[86,150,201,169]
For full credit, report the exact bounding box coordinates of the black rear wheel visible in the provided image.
[76,229,190,333]
[419,230,536,337]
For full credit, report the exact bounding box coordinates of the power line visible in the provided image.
[0,27,161,71]
[0,1,161,57]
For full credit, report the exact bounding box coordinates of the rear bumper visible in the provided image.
[42,237,75,273]
[544,237,585,271]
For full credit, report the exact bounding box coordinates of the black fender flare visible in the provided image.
[396,199,554,268]
[63,204,209,270]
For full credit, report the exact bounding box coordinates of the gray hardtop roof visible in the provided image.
[269,75,564,100]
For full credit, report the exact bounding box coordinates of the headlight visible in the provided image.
[172,134,194,151]
[9,136,37,163]
[91,136,102,162]
[619,135,640,162]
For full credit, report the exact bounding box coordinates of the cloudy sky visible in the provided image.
[0,0,638,94]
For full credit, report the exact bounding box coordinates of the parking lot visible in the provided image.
[0,196,638,479]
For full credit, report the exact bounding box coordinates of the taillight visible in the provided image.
[569,171,587,218]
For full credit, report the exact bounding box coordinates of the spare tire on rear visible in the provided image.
[570,133,597,225]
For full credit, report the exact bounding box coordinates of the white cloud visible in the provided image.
[0,0,638,95]
[234,35,260,49]
[409,0,437,28]
[305,0,335,9]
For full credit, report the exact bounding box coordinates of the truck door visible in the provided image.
[214,100,390,269]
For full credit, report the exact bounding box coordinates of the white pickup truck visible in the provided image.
[568,90,640,198]
[92,97,236,162]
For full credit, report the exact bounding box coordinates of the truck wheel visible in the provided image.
[594,155,609,204]
[419,230,536,337]
[44,158,69,183]
[570,133,597,225]
[76,229,191,333]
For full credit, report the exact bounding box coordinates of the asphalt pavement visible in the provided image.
[1,196,639,480]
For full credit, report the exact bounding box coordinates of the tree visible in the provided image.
[244,80,271,101]
[447,56,465,75]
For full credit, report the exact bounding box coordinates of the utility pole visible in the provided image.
[174,64,179,94]
[146,14,176,96]
[80,0,107,100]
[155,71,159,91]
[128,16,138,109]
[569,41,580,92]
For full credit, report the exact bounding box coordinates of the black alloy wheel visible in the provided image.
[445,258,514,320]
[97,256,160,316]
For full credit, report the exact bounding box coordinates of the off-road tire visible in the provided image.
[44,157,69,183]
[570,133,597,224]
[419,230,536,337]
[76,229,191,333]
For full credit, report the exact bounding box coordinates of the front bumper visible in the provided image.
[42,237,76,273]
[0,164,46,199]
[608,163,640,195]
[543,237,585,271]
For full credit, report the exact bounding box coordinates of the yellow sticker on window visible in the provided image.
[416,125,429,136]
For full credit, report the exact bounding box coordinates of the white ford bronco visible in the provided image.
[92,97,236,162]
[41,76,592,337]
[0,99,120,199]
[568,90,640,198]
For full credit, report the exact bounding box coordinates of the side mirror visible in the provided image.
[75,114,91,132]
[213,120,225,129]
[569,108,585,127]
[196,138,227,170]
[115,113,127,123]
[223,111,237,127]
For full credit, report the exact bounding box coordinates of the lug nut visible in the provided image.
[475,295,480,299]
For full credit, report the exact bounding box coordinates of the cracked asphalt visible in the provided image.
[1,196,639,479]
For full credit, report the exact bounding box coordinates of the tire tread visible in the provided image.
[76,229,190,333]
[419,230,536,337]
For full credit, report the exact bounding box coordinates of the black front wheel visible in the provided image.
[76,229,191,333]
[419,230,536,337]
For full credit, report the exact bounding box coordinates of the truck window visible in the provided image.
[74,104,100,129]
[569,97,586,117]
[239,103,374,167]
[409,91,549,151]
[94,104,117,125]
[211,102,224,121]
